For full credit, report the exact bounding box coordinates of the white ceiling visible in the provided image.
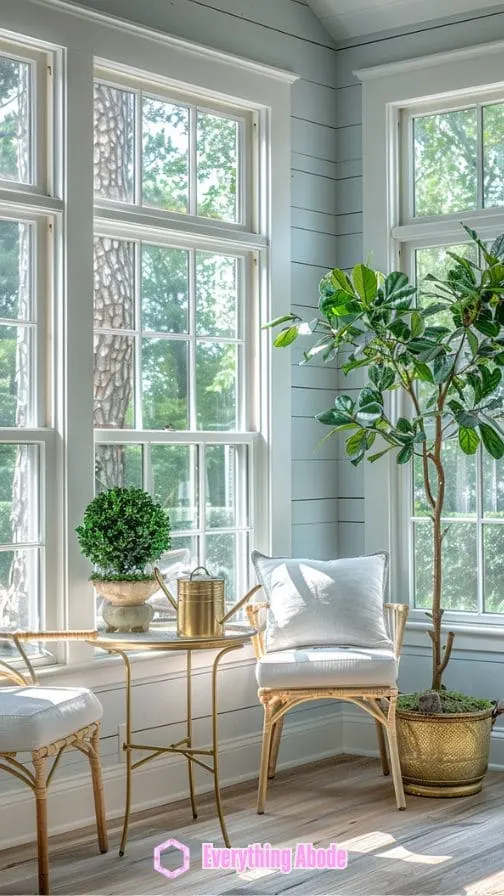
[308,0,504,41]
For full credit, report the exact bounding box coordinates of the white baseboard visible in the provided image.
[0,710,342,851]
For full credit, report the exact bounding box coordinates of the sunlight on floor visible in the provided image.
[465,869,504,895]
[338,831,451,864]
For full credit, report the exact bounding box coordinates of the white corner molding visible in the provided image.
[309,0,504,42]
[26,0,299,84]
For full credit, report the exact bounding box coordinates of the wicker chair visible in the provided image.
[247,553,409,815]
[0,631,108,895]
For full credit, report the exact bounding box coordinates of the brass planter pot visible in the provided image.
[396,707,493,797]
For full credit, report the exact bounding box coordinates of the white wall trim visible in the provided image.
[355,36,504,81]
[26,0,299,84]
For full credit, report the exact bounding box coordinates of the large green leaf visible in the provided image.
[273,326,299,347]
[433,354,454,384]
[345,430,367,458]
[263,313,297,330]
[410,310,425,338]
[396,444,413,464]
[352,264,377,304]
[316,408,354,427]
[479,422,504,459]
[330,268,354,295]
[474,317,499,338]
[458,426,480,455]
[356,402,383,425]
[480,366,502,398]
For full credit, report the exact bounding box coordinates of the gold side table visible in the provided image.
[94,624,254,855]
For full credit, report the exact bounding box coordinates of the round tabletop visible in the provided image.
[94,623,255,652]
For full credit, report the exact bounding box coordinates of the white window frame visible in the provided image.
[357,38,504,646]
[0,0,296,668]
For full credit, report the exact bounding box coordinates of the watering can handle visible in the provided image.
[153,567,178,612]
[190,566,212,580]
[217,584,263,625]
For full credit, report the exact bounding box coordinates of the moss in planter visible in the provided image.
[397,690,493,714]
[90,572,155,583]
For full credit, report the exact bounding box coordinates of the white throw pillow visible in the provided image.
[251,551,392,652]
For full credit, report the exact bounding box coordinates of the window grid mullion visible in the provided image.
[135,90,142,207]
[134,239,143,429]
[189,105,197,218]
[189,248,197,431]
[477,104,484,211]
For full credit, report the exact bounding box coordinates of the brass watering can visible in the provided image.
[154,565,260,638]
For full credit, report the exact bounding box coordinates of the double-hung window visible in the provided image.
[358,45,504,623]
[0,40,58,633]
[92,69,260,612]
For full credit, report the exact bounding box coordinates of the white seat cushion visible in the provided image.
[0,687,103,753]
[256,646,398,689]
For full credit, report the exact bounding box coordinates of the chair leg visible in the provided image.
[88,724,109,854]
[33,754,49,896]
[375,719,390,776]
[257,703,274,814]
[268,716,284,779]
[386,697,406,810]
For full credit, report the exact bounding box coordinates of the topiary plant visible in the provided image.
[76,487,171,581]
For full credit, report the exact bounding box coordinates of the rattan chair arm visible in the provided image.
[383,603,409,659]
[246,601,269,659]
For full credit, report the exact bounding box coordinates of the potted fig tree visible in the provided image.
[76,486,171,632]
[267,224,504,796]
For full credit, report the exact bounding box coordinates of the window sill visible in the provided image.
[34,640,258,692]
[404,619,504,655]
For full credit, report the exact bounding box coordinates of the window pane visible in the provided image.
[95,444,143,492]
[483,453,504,518]
[414,110,477,217]
[414,521,477,611]
[142,338,188,430]
[0,324,32,427]
[93,237,135,330]
[0,547,39,630]
[483,525,504,613]
[0,56,31,184]
[206,445,236,528]
[483,103,504,208]
[196,343,237,430]
[94,83,135,202]
[197,111,239,222]
[142,245,189,334]
[152,444,198,530]
[0,444,39,543]
[170,534,198,566]
[93,333,135,428]
[0,220,32,320]
[142,98,189,213]
[206,532,236,604]
[196,252,238,338]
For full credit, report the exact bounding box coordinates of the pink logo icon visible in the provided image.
[153,837,190,879]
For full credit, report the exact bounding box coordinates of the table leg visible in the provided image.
[116,649,132,858]
[186,650,198,819]
[211,644,242,848]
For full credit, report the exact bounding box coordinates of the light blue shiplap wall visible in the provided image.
[68,0,344,560]
[331,8,504,558]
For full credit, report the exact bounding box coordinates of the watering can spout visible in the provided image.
[154,567,178,612]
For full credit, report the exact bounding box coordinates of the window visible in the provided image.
[0,40,57,632]
[0,2,293,650]
[92,71,258,611]
[357,45,504,624]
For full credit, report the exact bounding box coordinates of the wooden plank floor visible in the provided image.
[1,755,504,895]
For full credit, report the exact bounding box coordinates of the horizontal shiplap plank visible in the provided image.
[291,118,362,163]
[292,497,338,525]
[292,207,362,237]
[291,360,338,390]
[291,261,329,307]
[292,227,363,268]
[292,521,338,558]
[292,80,362,129]
[292,169,362,215]
[336,459,364,498]
[338,497,365,523]
[338,521,365,557]
[292,459,337,500]
[291,153,362,181]
[292,415,338,461]
[292,385,336,417]
[190,0,335,48]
